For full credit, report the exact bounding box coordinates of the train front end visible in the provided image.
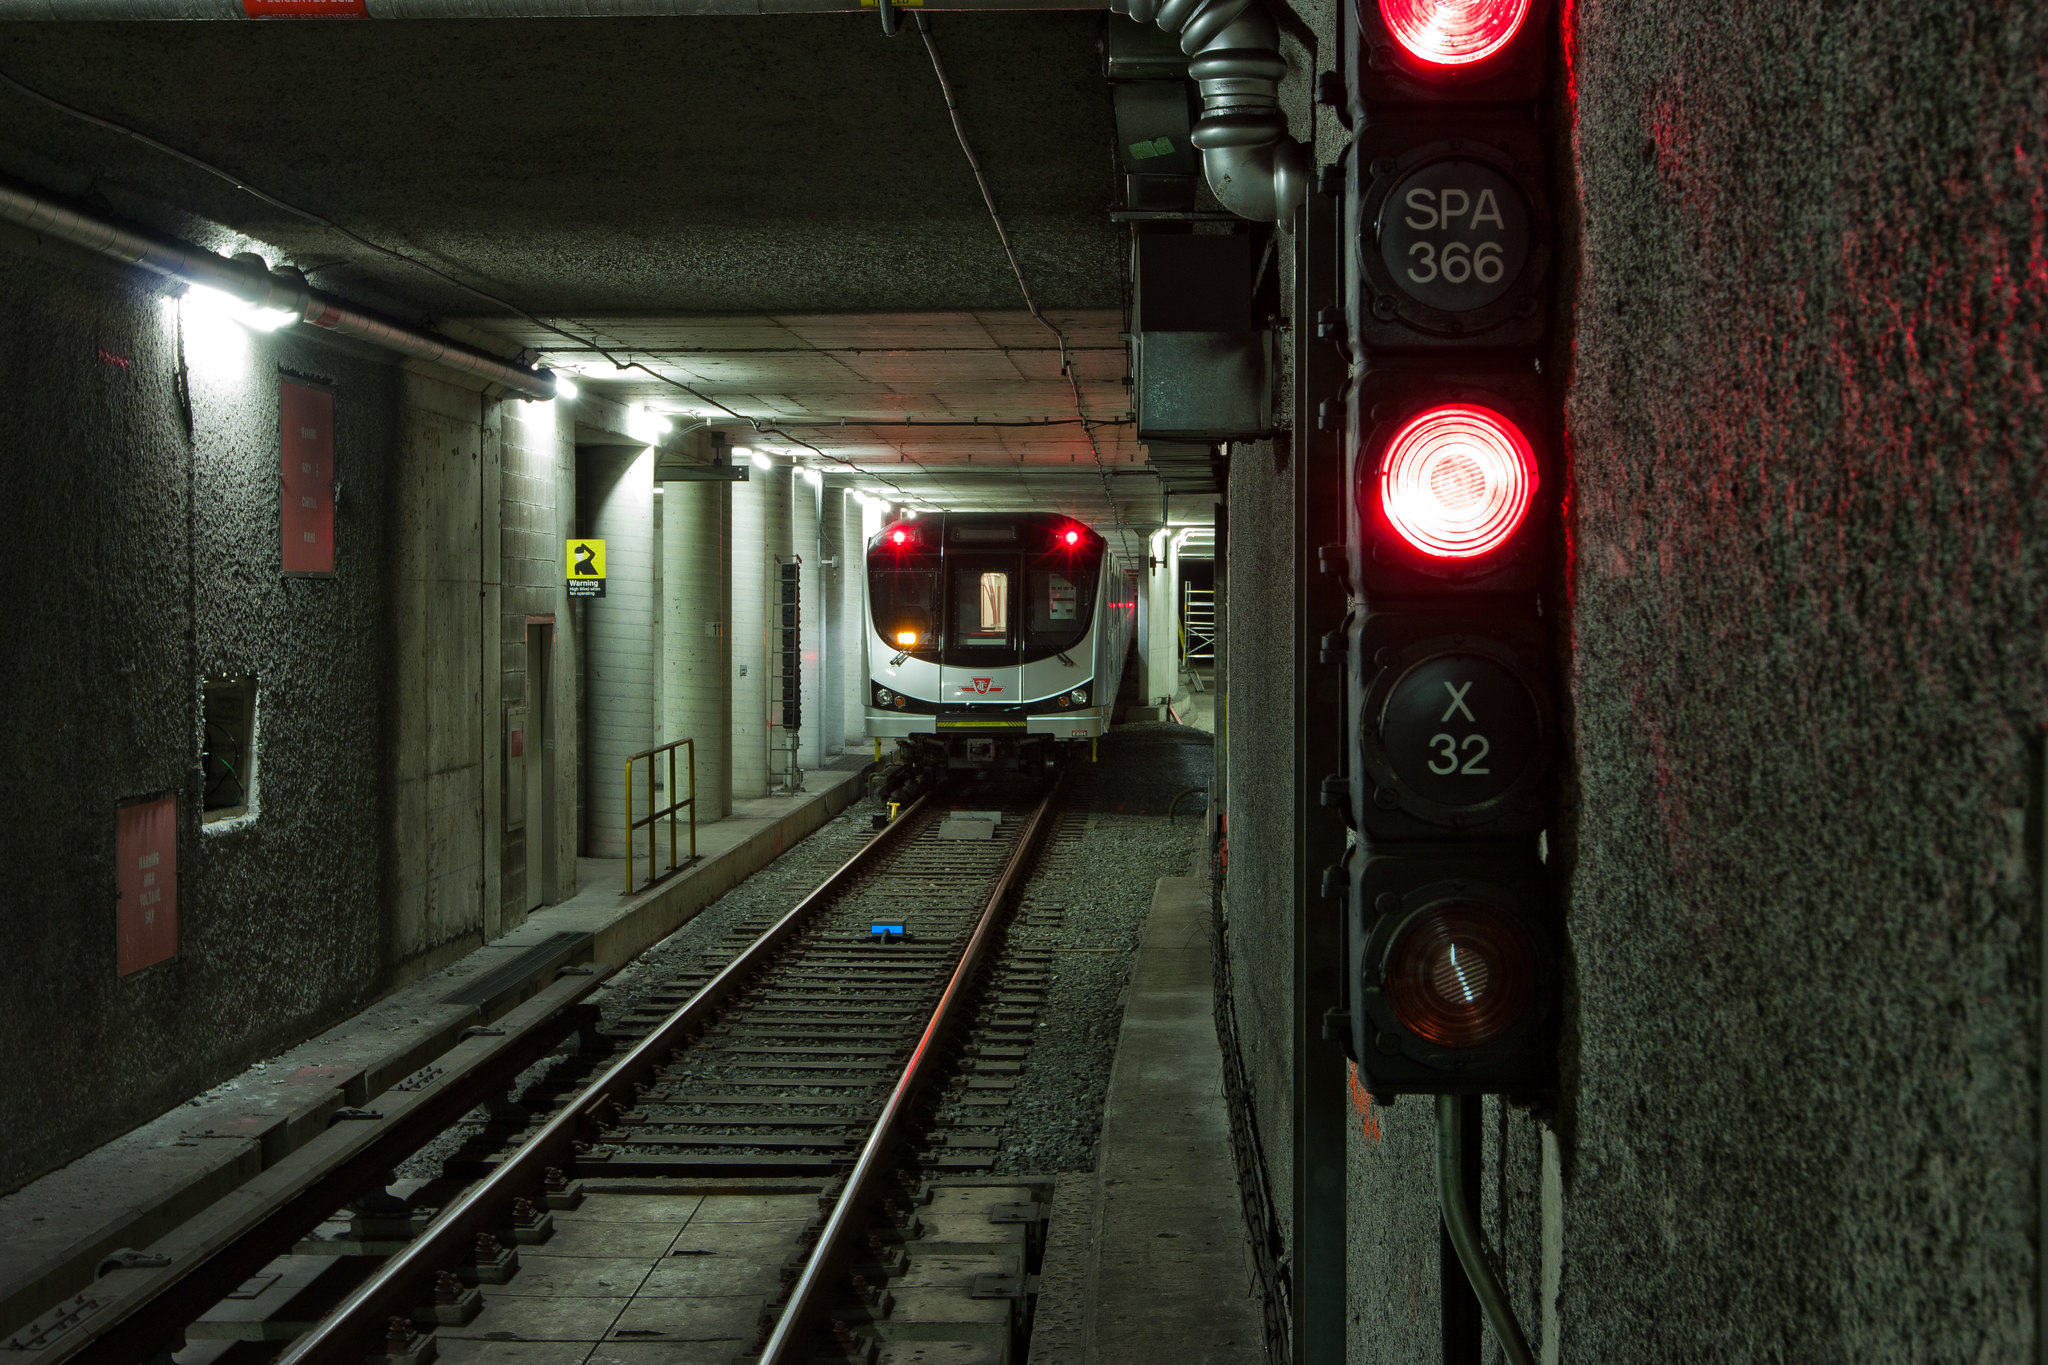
[864,512,1130,772]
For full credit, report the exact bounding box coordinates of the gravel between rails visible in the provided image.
[395,723,1214,1183]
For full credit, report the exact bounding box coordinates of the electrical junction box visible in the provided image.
[1133,234,1271,441]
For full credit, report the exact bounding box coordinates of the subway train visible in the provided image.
[864,511,1138,771]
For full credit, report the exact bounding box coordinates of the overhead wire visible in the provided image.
[911,13,1141,560]
[0,65,928,493]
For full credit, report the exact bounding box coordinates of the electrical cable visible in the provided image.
[912,13,1141,561]
[0,64,918,491]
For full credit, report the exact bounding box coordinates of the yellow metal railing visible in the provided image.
[625,738,697,893]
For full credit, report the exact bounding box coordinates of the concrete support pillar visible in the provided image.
[582,445,656,858]
[1145,528,1179,707]
[833,486,869,752]
[662,477,731,822]
[732,458,792,797]
[794,471,824,773]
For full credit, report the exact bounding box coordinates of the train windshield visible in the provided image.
[869,565,939,650]
[1023,561,1099,657]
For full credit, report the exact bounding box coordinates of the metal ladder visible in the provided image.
[1181,584,1215,692]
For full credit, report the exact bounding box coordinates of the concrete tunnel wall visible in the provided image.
[0,240,396,1193]
[1211,0,2048,1359]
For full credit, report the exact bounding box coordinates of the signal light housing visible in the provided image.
[1348,852,1554,1097]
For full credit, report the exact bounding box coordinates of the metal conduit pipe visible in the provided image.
[0,178,555,399]
[1111,0,1305,223]
[1437,1094,1538,1365]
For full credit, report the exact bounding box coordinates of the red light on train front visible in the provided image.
[1061,527,1081,547]
[1378,0,1530,67]
[888,528,910,546]
[1376,403,1535,560]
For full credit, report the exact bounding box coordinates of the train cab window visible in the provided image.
[870,565,938,650]
[1024,562,1098,657]
[952,567,1011,648]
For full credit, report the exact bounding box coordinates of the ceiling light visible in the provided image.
[553,375,579,400]
[750,450,772,471]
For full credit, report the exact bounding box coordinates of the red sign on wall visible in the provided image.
[116,795,178,976]
[281,379,336,576]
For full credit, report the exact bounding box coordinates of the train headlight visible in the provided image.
[876,688,894,706]
[1069,688,1088,705]
[894,630,919,647]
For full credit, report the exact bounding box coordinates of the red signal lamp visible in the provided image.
[1377,403,1536,560]
[1061,527,1082,547]
[888,528,910,546]
[1378,0,1531,68]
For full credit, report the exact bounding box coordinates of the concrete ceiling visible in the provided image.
[475,306,1171,543]
[0,14,1203,542]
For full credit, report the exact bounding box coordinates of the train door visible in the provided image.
[940,554,1023,705]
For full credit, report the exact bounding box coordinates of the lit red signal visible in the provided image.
[1061,527,1082,547]
[1376,403,1536,560]
[1378,0,1531,68]
[888,528,910,546]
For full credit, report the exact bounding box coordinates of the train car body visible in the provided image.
[864,511,1137,770]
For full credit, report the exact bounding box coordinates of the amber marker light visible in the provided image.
[895,630,919,647]
[1383,903,1536,1048]
[1377,403,1537,560]
[1378,0,1532,67]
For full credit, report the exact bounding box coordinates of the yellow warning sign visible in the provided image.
[566,538,606,598]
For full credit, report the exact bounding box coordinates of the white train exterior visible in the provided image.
[863,511,1137,769]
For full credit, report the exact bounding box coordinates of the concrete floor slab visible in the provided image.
[443,1294,629,1343]
[436,1340,595,1365]
[491,1257,658,1300]
[1078,875,1264,1365]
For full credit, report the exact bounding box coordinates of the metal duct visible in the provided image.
[0,178,555,398]
[1112,0,1305,223]
[0,0,1102,16]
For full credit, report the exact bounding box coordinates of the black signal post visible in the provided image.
[1339,0,1562,1102]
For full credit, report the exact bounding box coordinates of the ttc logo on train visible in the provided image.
[960,678,1004,695]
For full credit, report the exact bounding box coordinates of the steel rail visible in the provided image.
[32,968,609,1365]
[760,777,1064,1364]
[273,790,937,1364]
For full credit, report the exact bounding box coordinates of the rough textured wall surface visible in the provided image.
[1560,0,2047,1356]
[0,15,1120,318]
[0,240,396,1192]
[1223,437,1299,1251]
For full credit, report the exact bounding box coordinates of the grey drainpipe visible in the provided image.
[1113,0,1306,223]
[0,178,556,399]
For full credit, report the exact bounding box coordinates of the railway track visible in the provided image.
[17,772,1073,1365]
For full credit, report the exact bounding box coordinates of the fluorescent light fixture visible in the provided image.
[553,375,579,400]
[186,282,296,332]
[903,508,919,520]
[750,449,772,471]
[801,467,823,488]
